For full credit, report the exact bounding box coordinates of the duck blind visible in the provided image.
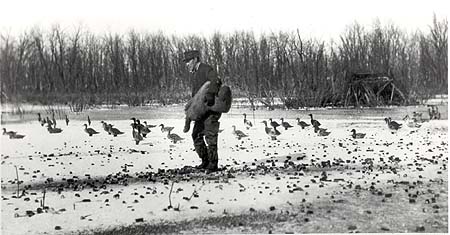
[344,73,406,107]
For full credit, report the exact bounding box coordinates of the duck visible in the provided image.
[159,124,174,133]
[308,114,321,127]
[232,125,248,139]
[65,115,69,126]
[280,118,294,130]
[83,124,99,136]
[243,113,253,130]
[268,118,280,129]
[167,130,184,143]
[261,121,281,140]
[131,123,143,145]
[47,125,63,134]
[296,118,310,129]
[87,116,91,126]
[385,117,402,130]
[107,124,124,137]
[2,128,16,137]
[350,129,366,139]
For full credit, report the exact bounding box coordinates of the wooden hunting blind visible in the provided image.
[344,73,406,106]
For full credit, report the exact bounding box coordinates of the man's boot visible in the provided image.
[194,145,208,169]
[205,145,218,172]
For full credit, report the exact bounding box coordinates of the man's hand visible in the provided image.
[205,93,215,106]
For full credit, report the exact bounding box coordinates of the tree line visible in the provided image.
[0,16,447,109]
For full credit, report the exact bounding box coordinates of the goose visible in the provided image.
[296,118,310,129]
[107,124,124,137]
[243,113,253,130]
[308,114,321,127]
[83,124,99,136]
[65,115,69,126]
[87,116,91,126]
[47,125,63,134]
[40,118,47,127]
[167,130,184,143]
[385,117,402,130]
[428,106,441,120]
[412,112,423,122]
[159,124,174,133]
[2,128,16,136]
[261,121,281,140]
[232,125,248,139]
[280,118,294,130]
[268,118,280,129]
[131,123,143,145]
[350,129,366,139]
[46,117,53,128]
[100,121,110,133]
[314,125,328,134]
[37,113,42,123]
[9,133,25,139]
[137,120,150,137]
[403,116,422,128]
[130,118,147,132]
[143,121,157,128]
[316,127,331,136]
[52,113,57,128]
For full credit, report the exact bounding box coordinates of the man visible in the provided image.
[183,50,222,172]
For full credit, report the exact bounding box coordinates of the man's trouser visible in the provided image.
[192,111,221,170]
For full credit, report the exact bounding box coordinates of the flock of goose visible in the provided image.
[2,113,185,145]
[231,111,433,141]
[1,109,438,144]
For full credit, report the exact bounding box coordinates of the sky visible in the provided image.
[0,0,448,40]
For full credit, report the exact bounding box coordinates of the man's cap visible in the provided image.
[183,50,200,62]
